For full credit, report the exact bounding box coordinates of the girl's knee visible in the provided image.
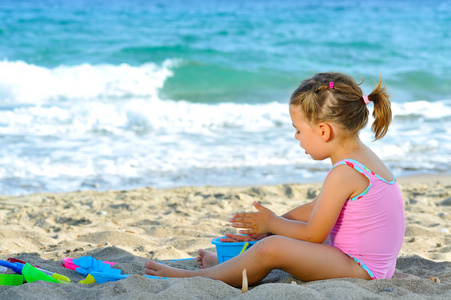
[253,236,283,260]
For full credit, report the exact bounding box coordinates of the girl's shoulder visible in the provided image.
[325,161,370,201]
[331,158,394,184]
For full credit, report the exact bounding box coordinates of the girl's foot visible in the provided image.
[144,260,192,278]
[196,249,219,269]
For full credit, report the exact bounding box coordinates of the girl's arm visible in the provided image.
[281,197,318,222]
[222,197,318,242]
[230,165,366,243]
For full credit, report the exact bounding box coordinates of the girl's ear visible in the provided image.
[318,122,333,142]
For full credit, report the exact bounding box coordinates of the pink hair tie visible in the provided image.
[329,82,334,89]
[362,95,370,105]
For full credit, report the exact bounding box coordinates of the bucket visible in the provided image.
[211,237,257,263]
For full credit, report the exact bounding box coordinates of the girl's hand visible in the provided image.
[229,201,275,235]
[219,233,270,243]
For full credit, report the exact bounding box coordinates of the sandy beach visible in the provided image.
[0,175,450,299]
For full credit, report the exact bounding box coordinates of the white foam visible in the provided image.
[0,60,176,103]
[0,96,291,137]
[392,100,451,119]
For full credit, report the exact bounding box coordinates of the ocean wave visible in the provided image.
[1,89,450,138]
[392,100,451,120]
[0,60,177,103]
[0,97,291,136]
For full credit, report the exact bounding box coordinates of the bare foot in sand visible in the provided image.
[196,249,219,269]
[145,260,193,278]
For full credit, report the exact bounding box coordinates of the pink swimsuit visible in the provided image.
[328,159,405,279]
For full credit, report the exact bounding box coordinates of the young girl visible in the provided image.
[144,72,405,285]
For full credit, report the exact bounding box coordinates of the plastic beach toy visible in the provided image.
[62,257,116,272]
[79,274,96,284]
[62,256,168,284]
[0,260,70,284]
[211,237,257,263]
[7,258,41,268]
[0,260,23,274]
[0,274,24,286]
[22,263,62,284]
[90,272,168,284]
[62,256,120,276]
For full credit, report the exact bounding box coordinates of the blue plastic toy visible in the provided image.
[62,256,168,284]
[90,272,167,283]
[66,256,122,276]
[0,260,23,274]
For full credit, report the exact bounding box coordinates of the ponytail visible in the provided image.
[368,76,392,140]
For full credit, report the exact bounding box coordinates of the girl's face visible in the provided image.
[289,104,326,160]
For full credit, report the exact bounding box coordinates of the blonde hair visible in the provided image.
[290,72,392,140]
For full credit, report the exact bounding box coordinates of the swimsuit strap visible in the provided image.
[343,159,396,184]
[329,159,396,201]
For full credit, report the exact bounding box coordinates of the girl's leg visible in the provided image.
[145,236,371,287]
[196,236,330,269]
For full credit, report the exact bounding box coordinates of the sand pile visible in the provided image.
[0,176,450,299]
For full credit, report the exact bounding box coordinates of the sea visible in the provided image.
[1,0,450,196]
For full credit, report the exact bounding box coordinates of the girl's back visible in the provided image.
[329,159,405,279]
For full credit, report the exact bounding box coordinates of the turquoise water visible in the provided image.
[0,0,450,195]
